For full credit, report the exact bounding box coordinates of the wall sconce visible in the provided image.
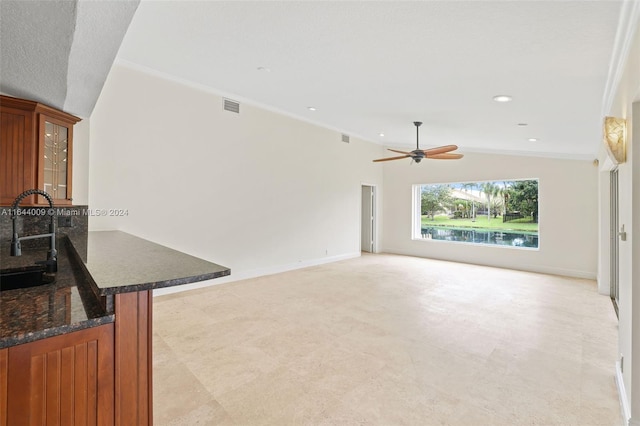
[603,116,627,164]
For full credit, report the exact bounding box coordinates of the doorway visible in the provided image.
[361,185,375,253]
[610,168,619,317]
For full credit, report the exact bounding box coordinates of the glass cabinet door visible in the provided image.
[42,120,70,200]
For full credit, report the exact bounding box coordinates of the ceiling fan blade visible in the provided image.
[387,148,413,155]
[373,154,411,162]
[421,145,458,156]
[427,153,464,160]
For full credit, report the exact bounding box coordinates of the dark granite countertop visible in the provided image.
[1,231,230,349]
[0,239,113,349]
[82,231,230,296]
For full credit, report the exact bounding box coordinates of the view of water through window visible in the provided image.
[416,179,539,249]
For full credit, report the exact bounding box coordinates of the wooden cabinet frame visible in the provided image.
[37,114,74,205]
[0,95,80,206]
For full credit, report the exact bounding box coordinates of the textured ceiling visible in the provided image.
[0,0,139,118]
[116,0,626,159]
[0,1,76,110]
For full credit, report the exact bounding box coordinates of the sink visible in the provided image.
[0,267,55,291]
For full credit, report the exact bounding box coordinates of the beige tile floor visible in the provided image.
[152,253,622,426]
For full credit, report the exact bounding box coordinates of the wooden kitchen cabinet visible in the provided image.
[3,324,114,426]
[0,348,7,426]
[0,292,154,426]
[0,95,81,206]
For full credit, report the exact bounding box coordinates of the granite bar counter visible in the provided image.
[1,229,230,425]
[81,230,230,295]
[1,230,230,348]
[0,238,113,349]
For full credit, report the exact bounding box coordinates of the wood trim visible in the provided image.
[67,120,74,203]
[114,292,137,425]
[97,330,115,426]
[147,291,153,424]
[0,349,7,426]
[0,95,81,124]
[114,291,153,426]
[37,114,46,204]
[137,291,150,426]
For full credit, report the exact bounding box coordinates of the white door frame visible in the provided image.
[360,184,377,253]
[610,168,619,314]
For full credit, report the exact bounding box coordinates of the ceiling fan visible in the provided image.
[373,121,463,163]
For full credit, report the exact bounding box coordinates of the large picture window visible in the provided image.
[413,179,539,248]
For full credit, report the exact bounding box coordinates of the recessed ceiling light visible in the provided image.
[517,123,528,127]
[257,66,271,72]
[379,133,385,137]
[493,95,512,102]
[307,107,316,111]
[528,138,538,142]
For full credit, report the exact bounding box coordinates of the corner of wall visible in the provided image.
[72,117,90,206]
[616,360,631,425]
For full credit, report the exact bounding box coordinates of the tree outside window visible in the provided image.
[415,179,539,248]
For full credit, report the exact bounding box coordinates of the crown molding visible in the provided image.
[113,59,374,145]
[601,0,640,116]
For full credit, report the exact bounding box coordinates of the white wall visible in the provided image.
[598,8,640,424]
[88,63,384,291]
[71,118,90,205]
[382,151,598,279]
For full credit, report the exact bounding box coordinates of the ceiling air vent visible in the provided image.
[223,98,240,113]
[341,134,350,143]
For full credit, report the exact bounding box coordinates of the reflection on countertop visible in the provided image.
[0,238,113,349]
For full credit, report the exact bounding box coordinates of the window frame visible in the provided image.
[411,179,540,250]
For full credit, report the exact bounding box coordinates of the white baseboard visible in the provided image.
[616,361,631,426]
[381,247,596,279]
[596,273,612,296]
[153,251,361,296]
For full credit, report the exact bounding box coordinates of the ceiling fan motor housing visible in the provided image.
[411,150,425,161]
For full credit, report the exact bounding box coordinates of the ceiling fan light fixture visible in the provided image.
[493,95,512,103]
[372,122,462,163]
[603,116,626,164]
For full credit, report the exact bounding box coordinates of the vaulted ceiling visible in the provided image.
[2,1,636,159]
[0,0,139,117]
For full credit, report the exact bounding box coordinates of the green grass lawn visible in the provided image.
[421,214,538,232]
